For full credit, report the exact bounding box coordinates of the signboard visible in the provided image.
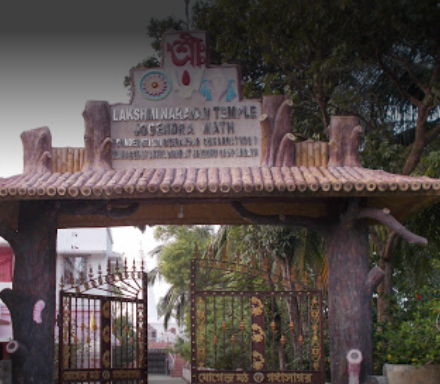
[111,30,262,169]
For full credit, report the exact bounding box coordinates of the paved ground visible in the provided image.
[148,374,186,384]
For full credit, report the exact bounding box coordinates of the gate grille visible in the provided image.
[57,262,148,383]
[147,351,167,374]
[190,251,325,384]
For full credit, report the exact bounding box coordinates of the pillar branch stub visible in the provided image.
[356,207,427,245]
[21,126,53,174]
[367,267,386,294]
[260,95,295,167]
[231,201,426,247]
[82,100,113,172]
[327,115,363,167]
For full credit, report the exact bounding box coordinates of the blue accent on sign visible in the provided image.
[199,79,212,101]
[226,79,237,102]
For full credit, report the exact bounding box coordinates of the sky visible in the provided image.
[0,0,188,177]
[0,0,189,303]
[111,225,167,315]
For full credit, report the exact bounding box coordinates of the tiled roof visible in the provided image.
[0,166,439,200]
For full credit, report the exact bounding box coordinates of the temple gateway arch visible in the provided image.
[0,30,438,384]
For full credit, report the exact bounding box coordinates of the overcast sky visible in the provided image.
[0,0,188,177]
[0,1,189,301]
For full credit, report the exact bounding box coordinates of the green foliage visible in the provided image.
[191,0,371,130]
[111,314,137,367]
[374,285,440,370]
[147,16,185,54]
[418,150,440,179]
[154,225,213,288]
[150,226,214,328]
[133,0,440,154]
[212,225,325,289]
[391,204,440,292]
[361,130,407,172]
[173,336,191,362]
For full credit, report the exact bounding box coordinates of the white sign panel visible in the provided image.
[111,30,262,169]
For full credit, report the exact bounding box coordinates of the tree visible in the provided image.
[148,226,214,328]
[138,0,440,376]
[192,0,440,322]
[348,0,440,320]
[212,225,326,289]
[209,225,327,367]
[137,0,376,136]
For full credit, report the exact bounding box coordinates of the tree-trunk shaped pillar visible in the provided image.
[260,95,294,166]
[324,201,426,384]
[325,202,373,384]
[82,100,113,171]
[21,127,53,174]
[327,116,363,167]
[0,202,57,384]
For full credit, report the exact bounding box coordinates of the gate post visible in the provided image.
[142,271,148,382]
[190,259,197,384]
[100,298,112,383]
[325,201,373,384]
[0,202,58,384]
[250,296,266,371]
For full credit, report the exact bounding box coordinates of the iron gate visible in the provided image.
[191,251,325,384]
[57,262,148,383]
[147,350,167,374]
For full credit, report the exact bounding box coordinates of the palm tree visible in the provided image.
[211,225,327,290]
[147,225,214,329]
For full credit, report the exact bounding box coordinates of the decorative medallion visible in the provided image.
[102,301,110,318]
[102,325,111,343]
[253,372,265,383]
[102,370,110,380]
[102,350,111,368]
[139,70,171,100]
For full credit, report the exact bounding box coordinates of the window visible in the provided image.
[148,325,158,341]
[63,255,87,285]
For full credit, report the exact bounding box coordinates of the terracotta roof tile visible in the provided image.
[0,166,439,200]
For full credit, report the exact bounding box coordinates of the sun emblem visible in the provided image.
[139,70,171,100]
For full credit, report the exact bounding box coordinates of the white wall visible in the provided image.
[57,228,110,254]
[55,229,120,307]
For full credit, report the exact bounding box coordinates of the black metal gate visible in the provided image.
[190,251,325,384]
[147,351,167,374]
[57,262,148,383]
